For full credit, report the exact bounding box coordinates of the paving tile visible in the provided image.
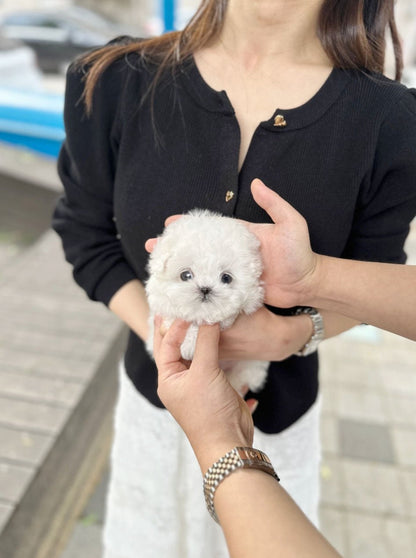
[320,415,339,455]
[383,331,407,349]
[82,467,109,525]
[0,301,116,331]
[392,427,416,466]
[0,330,108,360]
[338,419,395,464]
[319,505,348,557]
[320,385,339,416]
[386,394,416,427]
[412,521,416,551]
[0,396,69,435]
[399,470,416,518]
[0,501,13,532]
[0,461,34,503]
[318,354,336,385]
[383,357,416,375]
[336,386,389,424]
[0,424,53,466]
[320,458,344,507]
[320,341,386,369]
[0,291,116,325]
[0,352,97,381]
[0,371,84,407]
[59,523,102,558]
[341,460,406,516]
[347,512,414,558]
[329,359,383,390]
[378,366,416,396]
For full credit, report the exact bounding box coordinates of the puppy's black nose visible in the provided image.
[200,287,212,296]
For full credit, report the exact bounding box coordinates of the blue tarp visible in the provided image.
[0,88,64,158]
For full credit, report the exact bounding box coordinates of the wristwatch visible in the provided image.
[294,307,325,356]
[203,447,280,523]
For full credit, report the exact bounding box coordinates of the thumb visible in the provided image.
[165,214,182,227]
[251,178,296,225]
[144,237,158,253]
[192,324,221,373]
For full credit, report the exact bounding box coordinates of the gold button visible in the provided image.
[273,114,287,127]
[225,190,234,202]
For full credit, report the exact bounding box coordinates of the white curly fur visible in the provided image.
[145,209,269,394]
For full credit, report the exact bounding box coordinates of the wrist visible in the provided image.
[291,314,315,355]
[294,307,325,356]
[299,254,327,306]
[270,313,313,360]
[203,447,280,523]
[194,436,252,475]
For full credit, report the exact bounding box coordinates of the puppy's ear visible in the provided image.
[249,258,263,278]
[242,283,264,314]
[149,250,171,276]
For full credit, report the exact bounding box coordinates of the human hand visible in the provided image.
[144,215,181,253]
[145,181,320,308]
[153,319,256,474]
[245,179,320,307]
[218,306,313,362]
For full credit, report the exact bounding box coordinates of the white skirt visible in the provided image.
[102,365,321,558]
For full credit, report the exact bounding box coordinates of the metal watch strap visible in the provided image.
[294,307,325,356]
[203,447,280,523]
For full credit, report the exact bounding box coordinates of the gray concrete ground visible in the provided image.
[0,147,124,558]
[0,143,61,272]
[58,221,416,558]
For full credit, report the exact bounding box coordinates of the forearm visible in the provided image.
[206,459,341,558]
[193,430,341,557]
[306,257,416,341]
[267,311,358,358]
[319,310,360,340]
[108,279,150,341]
[219,309,360,362]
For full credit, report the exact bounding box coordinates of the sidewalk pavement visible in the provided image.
[0,146,124,558]
[60,222,416,558]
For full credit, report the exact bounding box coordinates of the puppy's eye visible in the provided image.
[221,273,233,284]
[180,270,194,281]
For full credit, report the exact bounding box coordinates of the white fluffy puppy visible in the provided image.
[146,209,269,394]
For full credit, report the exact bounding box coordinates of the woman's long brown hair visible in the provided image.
[80,0,402,113]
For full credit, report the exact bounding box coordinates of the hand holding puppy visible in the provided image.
[145,179,320,310]
[245,179,319,308]
[154,319,257,474]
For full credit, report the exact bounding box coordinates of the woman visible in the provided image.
[52,1,416,556]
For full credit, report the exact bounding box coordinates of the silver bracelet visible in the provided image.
[203,447,280,523]
[294,307,325,356]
